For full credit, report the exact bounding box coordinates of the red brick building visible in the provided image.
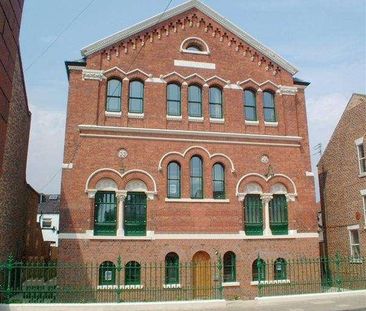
[318,94,366,260]
[60,0,319,298]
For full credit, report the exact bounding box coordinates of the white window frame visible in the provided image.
[42,218,52,228]
[361,189,366,228]
[348,225,361,263]
[355,137,366,177]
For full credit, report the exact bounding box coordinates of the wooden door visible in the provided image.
[192,251,211,298]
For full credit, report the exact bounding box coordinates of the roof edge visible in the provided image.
[80,0,298,75]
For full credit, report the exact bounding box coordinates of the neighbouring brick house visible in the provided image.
[318,94,366,261]
[0,0,48,262]
[60,0,319,298]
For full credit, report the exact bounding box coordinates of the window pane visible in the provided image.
[191,157,202,176]
[189,102,202,117]
[209,87,222,104]
[263,91,274,108]
[168,101,180,116]
[191,177,203,198]
[130,81,144,97]
[107,79,122,97]
[107,97,121,112]
[244,90,256,107]
[129,98,143,113]
[167,84,180,101]
[245,106,257,121]
[264,108,276,122]
[210,104,222,118]
[188,85,201,102]
[351,230,360,244]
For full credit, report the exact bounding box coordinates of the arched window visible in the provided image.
[269,194,288,235]
[244,89,257,121]
[106,79,122,112]
[190,156,203,199]
[129,80,144,113]
[223,251,236,282]
[274,258,287,280]
[167,162,181,198]
[252,258,266,281]
[167,83,181,116]
[244,194,263,235]
[263,91,276,122]
[125,261,141,285]
[188,85,202,117]
[165,252,179,284]
[186,44,202,51]
[94,191,117,236]
[212,163,225,199]
[209,86,223,119]
[99,261,116,285]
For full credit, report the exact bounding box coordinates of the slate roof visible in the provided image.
[38,194,60,215]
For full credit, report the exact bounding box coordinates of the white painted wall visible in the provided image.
[36,213,60,247]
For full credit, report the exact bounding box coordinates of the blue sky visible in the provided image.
[20,0,366,196]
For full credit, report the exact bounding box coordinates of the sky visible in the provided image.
[20,0,366,197]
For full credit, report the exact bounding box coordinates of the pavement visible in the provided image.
[0,291,365,311]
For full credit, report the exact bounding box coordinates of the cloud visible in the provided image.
[26,104,65,194]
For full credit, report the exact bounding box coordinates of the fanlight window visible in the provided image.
[180,37,210,54]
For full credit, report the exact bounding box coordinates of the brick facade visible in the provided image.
[318,94,366,258]
[60,1,319,298]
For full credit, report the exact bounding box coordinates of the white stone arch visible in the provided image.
[245,182,263,194]
[125,179,148,192]
[180,37,210,54]
[96,178,118,191]
[158,145,235,173]
[270,183,288,194]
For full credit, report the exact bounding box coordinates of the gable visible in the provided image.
[81,0,298,75]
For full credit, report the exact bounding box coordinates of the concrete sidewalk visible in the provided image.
[1,290,365,311]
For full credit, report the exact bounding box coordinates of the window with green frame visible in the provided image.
[269,194,288,235]
[190,156,203,199]
[129,80,144,113]
[244,194,263,235]
[209,86,223,119]
[94,191,117,236]
[244,89,257,121]
[99,261,116,285]
[274,258,287,280]
[167,162,181,198]
[106,79,122,112]
[212,163,225,199]
[263,91,276,122]
[167,83,181,116]
[252,258,266,281]
[125,261,141,285]
[188,85,202,117]
[124,192,147,236]
[165,252,179,284]
[223,251,236,282]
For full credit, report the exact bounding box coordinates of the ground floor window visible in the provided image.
[274,258,287,280]
[252,258,266,281]
[244,194,263,235]
[99,261,116,285]
[165,253,179,284]
[223,251,236,282]
[349,228,361,260]
[269,194,288,235]
[124,192,147,236]
[125,261,141,285]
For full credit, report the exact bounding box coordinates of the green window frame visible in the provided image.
[209,86,223,119]
[244,89,257,121]
[106,79,122,112]
[124,192,147,236]
[129,80,144,113]
[167,162,181,198]
[244,194,263,235]
[167,83,181,116]
[252,259,266,281]
[188,85,202,117]
[269,194,288,235]
[125,261,141,285]
[223,251,236,282]
[99,261,116,285]
[263,91,276,122]
[165,252,179,284]
[212,163,225,199]
[190,156,203,199]
[274,258,287,280]
[94,191,117,236]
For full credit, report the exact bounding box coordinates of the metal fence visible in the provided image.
[257,255,366,297]
[0,256,223,303]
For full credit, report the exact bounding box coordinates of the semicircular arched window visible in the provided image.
[99,261,116,285]
[244,89,257,121]
[252,258,266,281]
[190,156,203,199]
[165,252,179,285]
[181,37,210,55]
[167,162,181,198]
[188,85,202,118]
[125,261,141,285]
[212,163,225,199]
[274,258,287,280]
[106,79,122,112]
[223,251,236,282]
[209,86,223,119]
[167,83,181,116]
[129,80,144,113]
[263,91,276,122]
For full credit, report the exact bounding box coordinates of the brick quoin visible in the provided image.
[59,1,319,298]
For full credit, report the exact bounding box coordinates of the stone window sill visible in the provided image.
[250,279,290,286]
[264,121,278,127]
[223,282,240,287]
[105,111,121,118]
[165,198,230,203]
[163,284,182,289]
[188,116,204,122]
[97,285,143,290]
[245,120,259,126]
[358,172,366,178]
[128,112,144,119]
[349,258,363,264]
[167,115,182,121]
[210,118,224,124]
